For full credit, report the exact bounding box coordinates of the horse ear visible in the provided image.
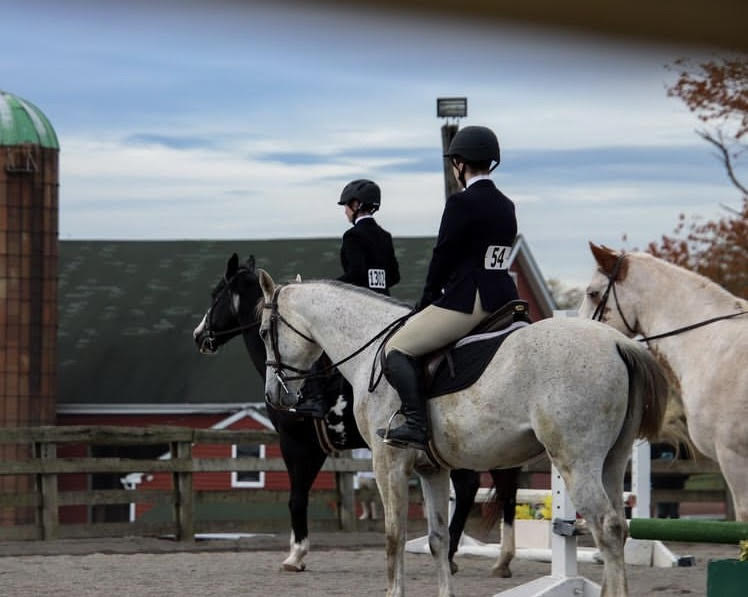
[246,255,256,271]
[295,274,302,283]
[589,242,620,277]
[258,269,276,301]
[226,253,239,278]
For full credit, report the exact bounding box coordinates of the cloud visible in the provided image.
[255,151,335,166]
[11,0,741,287]
[124,134,215,150]
[501,145,735,188]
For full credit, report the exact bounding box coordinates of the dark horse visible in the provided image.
[193,254,520,575]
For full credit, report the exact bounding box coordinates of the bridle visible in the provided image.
[198,268,260,353]
[262,285,318,396]
[591,253,639,336]
[591,252,746,343]
[263,284,411,398]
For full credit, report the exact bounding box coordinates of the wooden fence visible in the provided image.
[0,426,730,542]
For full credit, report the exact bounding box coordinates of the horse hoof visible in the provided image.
[491,566,512,578]
[450,560,459,575]
[281,562,306,572]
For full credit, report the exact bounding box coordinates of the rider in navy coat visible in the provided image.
[338,181,400,294]
[419,178,517,313]
[377,126,519,449]
[293,179,400,418]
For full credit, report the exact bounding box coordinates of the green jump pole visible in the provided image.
[630,518,748,544]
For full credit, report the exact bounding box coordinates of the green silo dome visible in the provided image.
[0,90,59,149]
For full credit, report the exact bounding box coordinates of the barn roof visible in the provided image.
[57,236,554,412]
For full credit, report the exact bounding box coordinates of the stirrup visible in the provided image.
[379,409,401,437]
[377,410,427,450]
[376,409,402,442]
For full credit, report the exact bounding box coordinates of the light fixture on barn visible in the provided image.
[436,97,467,199]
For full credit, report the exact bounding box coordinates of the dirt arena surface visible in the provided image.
[0,532,738,596]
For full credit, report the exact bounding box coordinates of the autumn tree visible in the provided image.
[647,57,747,298]
[546,278,584,310]
[646,198,747,297]
[667,56,747,194]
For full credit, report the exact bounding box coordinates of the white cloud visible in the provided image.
[11,1,737,287]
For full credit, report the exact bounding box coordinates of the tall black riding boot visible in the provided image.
[376,350,428,450]
[291,390,332,419]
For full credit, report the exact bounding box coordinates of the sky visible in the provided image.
[2,0,744,288]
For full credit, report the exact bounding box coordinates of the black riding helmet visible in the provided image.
[338,179,381,213]
[444,125,500,170]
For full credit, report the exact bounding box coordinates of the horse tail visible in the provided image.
[615,342,668,441]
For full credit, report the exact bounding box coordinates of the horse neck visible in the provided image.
[628,254,746,375]
[284,282,409,381]
[242,328,267,378]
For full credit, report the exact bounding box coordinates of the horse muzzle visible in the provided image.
[195,331,218,355]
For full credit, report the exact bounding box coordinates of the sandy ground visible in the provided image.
[0,533,738,597]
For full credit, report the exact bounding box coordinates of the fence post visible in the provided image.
[172,441,193,541]
[632,439,651,518]
[35,441,58,540]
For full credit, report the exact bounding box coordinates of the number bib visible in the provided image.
[484,245,511,270]
[368,268,386,289]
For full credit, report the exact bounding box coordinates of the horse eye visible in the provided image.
[587,290,600,300]
[259,328,268,340]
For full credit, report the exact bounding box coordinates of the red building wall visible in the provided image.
[511,264,547,323]
[56,412,336,523]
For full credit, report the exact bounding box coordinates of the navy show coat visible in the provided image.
[339,217,400,295]
[420,179,518,313]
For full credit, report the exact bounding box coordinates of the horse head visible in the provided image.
[193,253,263,354]
[258,270,323,410]
[579,242,640,336]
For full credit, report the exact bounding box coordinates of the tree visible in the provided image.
[666,56,747,194]
[646,198,747,297]
[647,57,748,298]
[546,278,584,310]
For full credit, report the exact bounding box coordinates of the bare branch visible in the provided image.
[719,203,741,216]
[697,129,748,195]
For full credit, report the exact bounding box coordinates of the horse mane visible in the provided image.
[629,251,745,304]
[311,279,413,309]
[254,278,412,320]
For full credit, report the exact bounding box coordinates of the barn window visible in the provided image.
[231,443,266,488]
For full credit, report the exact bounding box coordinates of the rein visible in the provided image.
[636,311,746,342]
[264,284,411,391]
[592,252,747,343]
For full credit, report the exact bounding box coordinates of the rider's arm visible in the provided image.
[338,231,368,287]
[387,235,401,288]
[420,197,468,306]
